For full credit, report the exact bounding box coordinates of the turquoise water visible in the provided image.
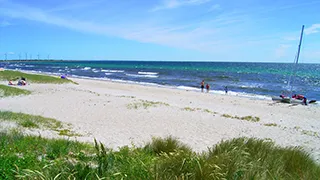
[1,61,319,100]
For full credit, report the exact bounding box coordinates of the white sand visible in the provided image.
[1,78,320,161]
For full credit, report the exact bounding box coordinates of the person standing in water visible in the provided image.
[206,84,210,93]
[200,80,205,92]
[224,86,228,94]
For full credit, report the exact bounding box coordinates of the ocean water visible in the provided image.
[1,61,319,100]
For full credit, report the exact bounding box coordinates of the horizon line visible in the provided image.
[0,59,319,64]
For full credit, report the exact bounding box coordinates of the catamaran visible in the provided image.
[272,25,316,105]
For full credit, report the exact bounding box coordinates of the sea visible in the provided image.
[1,61,319,101]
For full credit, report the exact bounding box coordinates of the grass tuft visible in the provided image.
[0,84,31,97]
[144,136,192,155]
[0,111,62,130]
[127,100,169,109]
[18,119,39,128]
[264,123,278,127]
[0,111,80,137]
[182,107,196,111]
[222,114,260,122]
[58,129,81,137]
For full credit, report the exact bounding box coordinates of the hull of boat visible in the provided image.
[272,96,303,104]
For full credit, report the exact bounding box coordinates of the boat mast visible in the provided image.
[289,25,304,96]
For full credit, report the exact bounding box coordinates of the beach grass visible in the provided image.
[264,123,278,127]
[182,107,196,111]
[0,70,75,84]
[0,111,79,137]
[222,114,260,122]
[0,84,31,97]
[1,132,319,179]
[127,100,169,109]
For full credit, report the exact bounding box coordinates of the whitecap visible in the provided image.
[101,69,124,73]
[125,73,158,78]
[138,71,158,75]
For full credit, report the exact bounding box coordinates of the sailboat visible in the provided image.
[272,25,316,105]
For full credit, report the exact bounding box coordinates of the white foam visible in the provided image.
[92,69,100,73]
[83,67,91,70]
[105,73,113,75]
[176,86,199,91]
[101,69,124,73]
[125,73,158,78]
[138,71,158,75]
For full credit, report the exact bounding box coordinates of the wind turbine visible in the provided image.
[47,54,50,60]
[19,53,21,60]
[30,54,32,60]
[25,53,28,60]
[37,53,40,60]
[4,53,7,60]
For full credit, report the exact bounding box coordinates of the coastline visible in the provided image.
[17,69,275,101]
[1,72,320,161]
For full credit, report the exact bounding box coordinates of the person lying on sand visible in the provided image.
[9,77,27,86]
[17,79,26,86]
[8,80,15,85]
[60,75,67,79]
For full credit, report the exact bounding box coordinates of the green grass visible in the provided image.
[203,109,218,114]
[264,123,278,127]
[301,130,319,137]
[0,131,94,180]
[144,136,192,155]
[0,111,80,137]
[0,84,31,97]
[222,114,261,122]
[127,100,169,109]
[0,111,62,130]
[0,70,75,84]
[182,107,196,111]
[1,133,319,180]
[58,129,81,137]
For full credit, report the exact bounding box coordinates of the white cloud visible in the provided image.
[0,20,11,27]
[8,52,15,55]
[208,4,220,12]
[0,1,247,53]
[305,24,320,35]
[151,0,211,11]
[2,0,316,62]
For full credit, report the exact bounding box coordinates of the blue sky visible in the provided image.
[0,0,320,63]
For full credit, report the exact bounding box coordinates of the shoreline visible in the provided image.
[10,68,279,101]
[1,70,320,162]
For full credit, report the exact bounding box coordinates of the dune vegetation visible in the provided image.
[0,131,319,179]
[0,111,80,137]
[0,84,31,98]
[0,70,74,84]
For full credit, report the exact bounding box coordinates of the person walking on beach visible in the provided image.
[206,84,210,93]
[224,86,228,94]
[200,80,205,92]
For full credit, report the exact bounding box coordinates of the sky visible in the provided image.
[0,0,320,63]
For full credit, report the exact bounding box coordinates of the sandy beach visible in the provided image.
[1,77,320,161]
